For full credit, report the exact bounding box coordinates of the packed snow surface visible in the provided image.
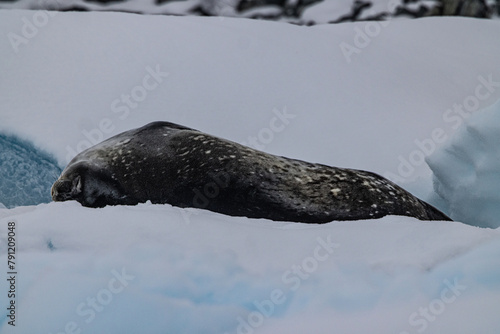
[1,203,500,334]
[0,9,500,334]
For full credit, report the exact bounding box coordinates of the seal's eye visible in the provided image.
[73,175,82,194]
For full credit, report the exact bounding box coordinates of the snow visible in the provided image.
[0,8,500,334]
[1,202,500,333]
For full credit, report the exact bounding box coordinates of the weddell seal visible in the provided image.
[51,121,451,222]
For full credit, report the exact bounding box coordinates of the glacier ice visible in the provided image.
[0,134,61,208]
[427,99,500,228]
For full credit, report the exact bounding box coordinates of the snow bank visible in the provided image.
[428,98,500,228]
[1,202,499,333]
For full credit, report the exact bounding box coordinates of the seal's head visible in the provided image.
[51,161,132,208]
[51,174,82,202]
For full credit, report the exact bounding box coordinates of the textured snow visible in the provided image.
[1,202,500,334]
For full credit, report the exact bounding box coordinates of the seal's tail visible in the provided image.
[420,200,452,221]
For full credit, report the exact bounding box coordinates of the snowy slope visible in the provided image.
[1,11,499,182]
[1,9,500,334]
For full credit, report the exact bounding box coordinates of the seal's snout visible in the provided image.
[51,179,71,201]
[51,176,82,202]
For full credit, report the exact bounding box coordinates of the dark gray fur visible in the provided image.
[52,121,451,222]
